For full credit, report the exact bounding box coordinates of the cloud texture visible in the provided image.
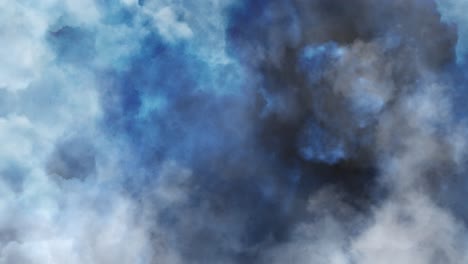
[1,0,468,263]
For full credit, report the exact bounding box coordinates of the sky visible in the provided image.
[1,0,468,263]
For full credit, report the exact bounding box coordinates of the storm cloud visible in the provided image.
[1,0,468,263]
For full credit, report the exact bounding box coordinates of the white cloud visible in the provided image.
[352,194,468,264]
[150,7,193,42]
[0,2,51,91]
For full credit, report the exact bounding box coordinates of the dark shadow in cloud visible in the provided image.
[46,136,96,181]
[47,25,96,65]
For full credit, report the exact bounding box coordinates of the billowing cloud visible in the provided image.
[1,0,468,263]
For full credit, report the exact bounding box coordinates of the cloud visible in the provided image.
[1,0,468,263]
[437,0,468,63]
[351,193,468,264]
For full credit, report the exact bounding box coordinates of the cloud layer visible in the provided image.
[1,0,468,263]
